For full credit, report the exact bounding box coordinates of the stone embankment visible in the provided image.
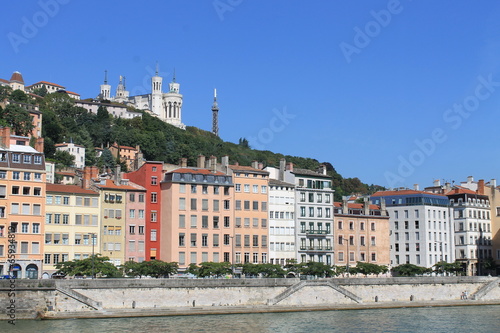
[1,276,499,320]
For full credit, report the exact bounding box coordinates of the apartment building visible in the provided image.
[43,184,99,277]
[333,199,390,269]
[228,163,270,265]
[124,161,164,260]
[288,164,335,265]
[0,141,45,278]
[371,189,454,268]
[160,165,234,270]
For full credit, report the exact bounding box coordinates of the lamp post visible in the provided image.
[435,240,444,276]
[230,235,235,277]
[90,233,96,279]
[341,237,350,274]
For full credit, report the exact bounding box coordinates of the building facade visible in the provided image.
[333,199,391,269]
[55,142,86,169]
[160,167,234,270]
[371,190,454,268]
[43,184,100,277]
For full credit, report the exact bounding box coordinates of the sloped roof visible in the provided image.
[47,184,98,195]
[169,167,226,176]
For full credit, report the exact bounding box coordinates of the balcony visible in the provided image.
[305,229,329,236]
[299,246,333,251]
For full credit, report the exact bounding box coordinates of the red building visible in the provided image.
[124,161,164,260]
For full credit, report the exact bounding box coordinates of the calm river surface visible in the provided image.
[4,305,500,333]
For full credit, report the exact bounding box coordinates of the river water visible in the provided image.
[4,305,500,333]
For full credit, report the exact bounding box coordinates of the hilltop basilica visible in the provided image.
[98,67,186,129]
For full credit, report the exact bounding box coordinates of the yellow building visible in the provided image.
[42,184,100,278]
[93,178,136,266]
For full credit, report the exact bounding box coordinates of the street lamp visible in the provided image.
[230,235,235,277]
[90,233,96,279]
[435,240,444,276]
[341,237,350,274]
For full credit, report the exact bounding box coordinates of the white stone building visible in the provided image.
[371,189,455,269]
[98,68,185,129]
[55,142,86,169]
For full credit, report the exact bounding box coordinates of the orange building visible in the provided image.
[109,143,142,171]
[229,163,270,265]
[333,198,391,269]
[160,167,234,270]
[0,142,46,278]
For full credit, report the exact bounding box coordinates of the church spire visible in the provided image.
[212,88,219,137]
[104,70,108,84]
[172,68,176,83]
[155,61,159,76]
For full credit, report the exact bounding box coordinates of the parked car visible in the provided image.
[0,275,15,279]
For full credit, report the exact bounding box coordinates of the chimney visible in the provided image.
[286,162,294,172]
[363,197,370,216]
[413,184,419,191]
[478,179,485,195]
[221,155,229,175]
[433,179,440,187]
[0,127,11,148]
[342,196,349,215]
[490,179,497,188]
[318,164,327,175]
[258,162,264,170]
[467,176,474,183]
[179,158,187,168]
[380,197,387,216]
[115,165,121,184]
[251,161,259,169]
[34,137,44,153]
[197,155,206,168]
[444,182,451,192]
[279,158,286,181]
[210,156,217,173]
[83,166,99,189]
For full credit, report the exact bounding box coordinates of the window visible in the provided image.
[138,226,144,235]
[151,192,157,203]
[244,184,250,193]
[235,184,241,192]
[261,185,267,194]
[151,176,157,185]
[371,222,376,231]
[13,171,20,180]
[191,185,197,193]
[34,155,42,164]
[179,214,186,228]
[253,201,259,211]
[24,172,31,181]
[151,211,157,222]
[138,194,144,202]
[22,187,31,195]
[62,214,69,224]
[130,225,136,234]
[202,215,208,228]
[224,200,230,210]
[190,233,197,246]
[244,201,250,210]
[130,209,136,218]
[151,229,157,241]
[191,215,197,228]
[179,233,185,246]
[179,198,186,210]
[130,193,135,202]
[191,198,197,210]
[12,153,20,163]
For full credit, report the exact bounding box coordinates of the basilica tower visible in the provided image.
[151,63,163,117]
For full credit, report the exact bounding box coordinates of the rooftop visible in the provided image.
[46,184,98,195]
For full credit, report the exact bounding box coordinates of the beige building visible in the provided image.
[160,166,234,270]
[43,184,100,277]
[229,163,270,265]
[333,199,391,269]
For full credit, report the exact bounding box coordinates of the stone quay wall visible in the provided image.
[1,276,499,320]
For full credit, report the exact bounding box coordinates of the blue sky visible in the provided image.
[2,0,500,189]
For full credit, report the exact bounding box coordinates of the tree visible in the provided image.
[120,260,144,278]
[0,86,12,102]
[354,262,388,276]
[31,86,48,97]
[434,261,463,276]
[52,150,75,168]
[140,260,178,278]
[0,104,34,136]
[10,89,31,104]
[392,264,431,277]
[191,262,232,278]
[98,148,116,169]
[54,255,121,278]
[299,262,334,278]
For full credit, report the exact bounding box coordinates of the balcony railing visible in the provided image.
[305,229,329,235]
[299,246,333,251]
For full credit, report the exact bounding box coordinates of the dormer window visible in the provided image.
[23,155,31,163]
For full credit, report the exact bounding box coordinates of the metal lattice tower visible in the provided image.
[212,88,219,137]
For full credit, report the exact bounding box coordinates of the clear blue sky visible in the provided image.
[2,0,500,189]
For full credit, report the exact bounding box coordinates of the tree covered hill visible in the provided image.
[2,89,384,200]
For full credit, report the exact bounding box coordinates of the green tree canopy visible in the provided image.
[392,264,431,277]
[140,260,178,278]
[54,255,121,278]
[0,104,34,136]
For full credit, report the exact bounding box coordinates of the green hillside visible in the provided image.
[2,90,384,200]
